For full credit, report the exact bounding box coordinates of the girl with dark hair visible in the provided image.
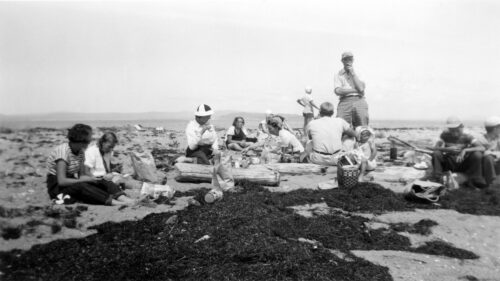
[46,124,135,206]
[225,117,257,151]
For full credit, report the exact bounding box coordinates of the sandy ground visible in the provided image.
[1,125,498,281]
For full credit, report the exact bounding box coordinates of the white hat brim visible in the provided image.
[195,110,214,117]
[445,123,462,128]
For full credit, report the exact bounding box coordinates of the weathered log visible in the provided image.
[262,163,333,175]
[174,163,280,186]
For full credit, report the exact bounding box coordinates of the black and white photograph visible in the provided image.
[0,0,499,280]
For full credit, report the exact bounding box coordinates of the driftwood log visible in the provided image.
[174,163,280,186]
[262,163,333,175]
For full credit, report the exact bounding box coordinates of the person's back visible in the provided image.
[308,117,350,154]
[300,93,314,115]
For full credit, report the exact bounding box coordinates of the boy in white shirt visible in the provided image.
[297,86,319,134]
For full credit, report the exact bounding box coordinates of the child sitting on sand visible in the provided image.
[225,117,257,151]
[46,124,135,206]
[84,132,142,189]
[353,126,377,182]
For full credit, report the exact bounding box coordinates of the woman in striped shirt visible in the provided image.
[46,124,135,206]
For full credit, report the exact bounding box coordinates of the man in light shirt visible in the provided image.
[334,51,369,128]
[305,102,355,165]
[479,116,500,186]
[185,104,219,165]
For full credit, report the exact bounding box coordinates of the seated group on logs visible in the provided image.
[46,105,500,206]
[185,104,500,189]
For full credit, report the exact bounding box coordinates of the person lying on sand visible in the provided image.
[225,117,257,151]
[46,124,135,206]
[478,116,500,187]
[185,104,219,165]
[83,132,141,189]
[430,116,486,189]
[352,126,377,182]
[304,102,355,165]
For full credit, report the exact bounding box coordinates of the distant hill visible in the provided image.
[0,110,301,122]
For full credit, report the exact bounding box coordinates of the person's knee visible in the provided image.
[432,150,443,158]
[469,151,482,161]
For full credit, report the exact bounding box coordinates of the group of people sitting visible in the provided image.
[184,103,500,188]
[429,116,500,189]
[47,124,147,206]
[46,106,499,207]
[184,102,378,181]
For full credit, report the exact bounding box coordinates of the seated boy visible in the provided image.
[430,116,486,188]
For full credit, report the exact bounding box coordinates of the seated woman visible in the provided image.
[185,104,219,165]
[226,117,257,151]
[84,132,142,190]
[46,124,135,206]
[267,116,305,158]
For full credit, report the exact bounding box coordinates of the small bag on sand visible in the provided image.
[140,182,175,200]
[404,180,446,203]
[212,153,235,192]
[130,151,159,183]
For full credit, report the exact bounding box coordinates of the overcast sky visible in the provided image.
[0,0,499,120]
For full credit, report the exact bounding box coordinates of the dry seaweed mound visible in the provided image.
[391,219,438,236]
[438,186,500,216]
[413,241,479,259]
[0,183,480,281]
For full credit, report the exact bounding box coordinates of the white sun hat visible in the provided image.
[265,109,273,115]
[485,116,500,127]
[445,116,462,128]
[195,104,214,117]
[305,86,312,93]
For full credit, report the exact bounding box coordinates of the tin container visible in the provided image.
[250,157,260,165]
[204,189,223,203]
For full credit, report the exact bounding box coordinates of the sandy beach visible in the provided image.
[0,123,499,280]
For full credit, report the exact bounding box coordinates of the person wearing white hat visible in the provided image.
[334,51,369,128]
[479,116,500,185]
[430,116,486,188]
[185,104,219,165]
[297,86,319,134]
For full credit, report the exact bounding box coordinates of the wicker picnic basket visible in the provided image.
[337,155,360,188]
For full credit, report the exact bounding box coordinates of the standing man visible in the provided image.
[334,51,369,128]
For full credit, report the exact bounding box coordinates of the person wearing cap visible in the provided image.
[430,116,486,188]
[334,51,369,128]
[478,116,500,186]
[304,102,355,165]
[297,86,319,134]
[258,110,293,136]
[267,116,305,156]
[185,104,219,165]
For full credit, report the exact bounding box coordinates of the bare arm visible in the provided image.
[343,128,356,139]
[369,141,377,161]
[296,99,305,107]
[56,160,97,187]
[334,87,359,97]
[351,73,365,94]
[310,101,320,110]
